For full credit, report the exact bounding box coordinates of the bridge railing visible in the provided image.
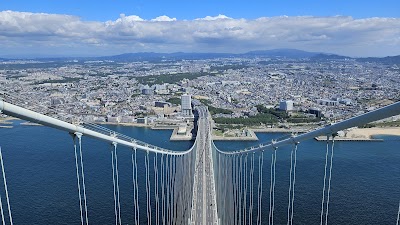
[214,101,400,155]
[0,99,193,155]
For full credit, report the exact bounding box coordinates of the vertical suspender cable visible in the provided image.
[238,154,243,225]
[72,136,84,225]
[287,146,294,225]
[148,153,152,225]
[0,191,4,225]
[259,151,264,225]
[161,154,165,225]
[181,155,185,224]
[219,153,222,222]
[269,152,273,225]
[144,152,149,224]
[320,136,330,225]
[230,156,234,225]
[166,155,170,225]
[131,151,138,225]
[232,155,236,225]
[257,151,264,225]
[154,154,159,225]
[179,156,184,225]
[111,145,118,225]
[272,149,277,225]
[113,143,122,225]
[290,144,298,225]
[134,149,140,224]
[235,156,239,225]
[244,154,248,225]
[77,134,89,225]
[169,155,173,225]
[249,153,255,225]
[145,152,151,225]
[0,188,4,225]
[396,200,400,225]
[269,149,277,225]
[170,156,175,225]
[0,147,11,225]
[324,137,335,225]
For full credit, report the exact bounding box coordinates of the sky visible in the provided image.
[0,0,399,57]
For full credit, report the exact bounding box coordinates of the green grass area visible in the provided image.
[208,106,233,115]
[166,97,181,105]
[33,77,81,84]
[214,113,278,125]
[199,99,233,115]
[287,117,321,123]
[373,120,400,127]
[255,105,289,119]
[213,130,224,136]
[199,99,212,105]
[131,93,141,98]
[358,123,376,128]
[135,72,211,85]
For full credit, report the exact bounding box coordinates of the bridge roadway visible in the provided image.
[191,106,218,225]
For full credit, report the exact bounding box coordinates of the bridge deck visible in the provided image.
[191,107,218,224]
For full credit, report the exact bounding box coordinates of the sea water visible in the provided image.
[0,121,399,224]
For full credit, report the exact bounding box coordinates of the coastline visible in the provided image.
[251,127,309,133]
[315,127,400,141]
[345,127,400,139]
[4,117,400,141]
[212,129,258,141]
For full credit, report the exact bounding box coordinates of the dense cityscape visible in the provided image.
[1,53,400,135]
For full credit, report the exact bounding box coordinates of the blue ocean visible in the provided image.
[0,120,399,224]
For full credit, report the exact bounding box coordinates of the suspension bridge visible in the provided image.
[0,98,400,224]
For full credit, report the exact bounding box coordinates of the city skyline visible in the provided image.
[0,0,399,57]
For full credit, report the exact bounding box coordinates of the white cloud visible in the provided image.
[151,15,177,22]
[195,14,232,21]
[0,11,399,57]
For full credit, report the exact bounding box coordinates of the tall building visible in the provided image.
[181,94,192,116]
[279,100,294,111]
[141,85,154,95]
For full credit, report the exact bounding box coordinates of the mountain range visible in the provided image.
[1,49,399,64]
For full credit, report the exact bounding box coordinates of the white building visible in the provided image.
[181,94,192,116]
[279,100,294,111]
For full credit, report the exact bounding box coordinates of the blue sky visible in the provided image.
[0,0,399,57]
[1,0,400,21]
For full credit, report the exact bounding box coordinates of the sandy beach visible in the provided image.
[0,116,17,122]
[345,127,400,139]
